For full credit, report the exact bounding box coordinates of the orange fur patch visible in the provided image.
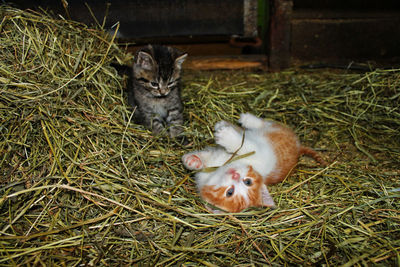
[264,123,300,184]
[201,185,247,213]
[263,122,325,184]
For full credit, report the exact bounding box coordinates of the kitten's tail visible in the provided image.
[299,146,327,166]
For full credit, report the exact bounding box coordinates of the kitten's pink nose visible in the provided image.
[228,168,240,181]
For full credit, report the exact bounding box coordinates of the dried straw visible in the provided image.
[1,5,399,266]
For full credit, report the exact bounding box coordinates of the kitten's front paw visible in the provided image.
[168,125,183,139]
[182,153,203,170]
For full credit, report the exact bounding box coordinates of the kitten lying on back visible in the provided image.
[182,113,326,213]
[130,44,187,139]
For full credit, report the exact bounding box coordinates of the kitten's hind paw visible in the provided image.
[214,120,231,132]
[182,153,204,170]
[239,113,264,129]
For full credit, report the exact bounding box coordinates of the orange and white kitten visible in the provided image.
[182,113,325,213]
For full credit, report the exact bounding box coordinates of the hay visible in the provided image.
[1,5,399,266]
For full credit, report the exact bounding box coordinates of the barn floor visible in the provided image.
[1,5,399,266]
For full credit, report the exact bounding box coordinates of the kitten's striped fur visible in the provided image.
[130,45,187,138]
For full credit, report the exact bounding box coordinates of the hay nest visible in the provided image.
[1,5,399,266]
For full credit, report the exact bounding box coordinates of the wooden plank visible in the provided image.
[293,0,400,10]
[268,0,293,70]
[291,14,400,62]
[184,55,267,70]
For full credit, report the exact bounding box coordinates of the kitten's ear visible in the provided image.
[174,53,188,70]
[261,184,275,207]
[136,51,155,70]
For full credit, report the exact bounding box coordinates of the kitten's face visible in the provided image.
[200,164,274,213]
[133,45,187,97]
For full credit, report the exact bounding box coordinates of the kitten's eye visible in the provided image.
[243,178,252,186]
[150,82,158,88]
[167,81,175,88]
[226,186,235,197]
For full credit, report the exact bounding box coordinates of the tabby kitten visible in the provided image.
[129,44,187,138]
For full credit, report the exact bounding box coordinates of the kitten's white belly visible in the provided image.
[239,129,277,179]
[151,101,167,118]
